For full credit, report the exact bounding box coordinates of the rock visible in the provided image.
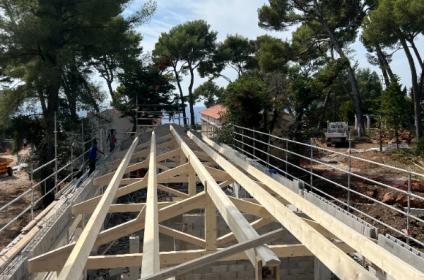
[382,191,397,204]
[365,189,377,198]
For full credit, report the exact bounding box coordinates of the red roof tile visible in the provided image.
[200,104,227,120]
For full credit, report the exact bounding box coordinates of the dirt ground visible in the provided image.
[308,138,424,249]
[0,148,40,251]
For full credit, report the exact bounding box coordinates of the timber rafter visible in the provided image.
[26,125,424,280]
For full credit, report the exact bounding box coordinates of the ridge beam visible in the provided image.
[170,125,280,275]
[141,131,160,277]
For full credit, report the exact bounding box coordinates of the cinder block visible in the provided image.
[211,265,228,273]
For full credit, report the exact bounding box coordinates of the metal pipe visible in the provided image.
[234,125,424,178]
[232,137,424,224]
[54,112,58,193]
[347,134,352,211]
[232,136,424,247]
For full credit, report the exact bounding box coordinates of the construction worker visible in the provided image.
[107,129,117,152]
[88,139,103,174]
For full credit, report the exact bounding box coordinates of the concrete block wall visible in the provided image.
[176,213,317,280]
[177,257,315,280]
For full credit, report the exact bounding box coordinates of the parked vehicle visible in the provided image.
[325,122,349,146]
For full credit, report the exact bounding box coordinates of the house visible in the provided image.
[200,104,227,138]
[88,108,132,152]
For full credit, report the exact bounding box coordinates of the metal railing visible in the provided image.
[229,125,424,248]
[0,147,90,238]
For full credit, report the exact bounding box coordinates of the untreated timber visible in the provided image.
[57,136,139,280]
[28,193,206,272]
[170,125,280,270]
[142,228,285,280]
[141,131,160,277]
[190,132,376,280]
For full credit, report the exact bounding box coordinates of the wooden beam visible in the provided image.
[158,184,189,198]
[205,196,217,250]
[188,165,196,196]
[141,228,284,280]
[201,137,424,280]
[29,193,206,273]
[72,163,190,215]
[29,242,354,272]
[57,136,139,280]
[190,132,376,280]
[159,225,206,248]
[170,126,279,269]
[141,131,160,277]
[205,166,231,181]
[230,197,270,217]
[217,218,275,247]
[95,148,180,187]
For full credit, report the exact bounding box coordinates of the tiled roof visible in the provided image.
[200,104,227,120]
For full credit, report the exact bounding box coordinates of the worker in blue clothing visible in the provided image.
[88,139,103,174]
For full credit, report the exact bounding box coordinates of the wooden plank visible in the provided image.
[205,166,231,181]
[201,136,424,280]
[190,132,376,280]
[28,193,206,273]
[159,225,206,248]
[170,126,279,269]
[158,184,189,198]
[205,196,217,250]
[217,218,275,247]
[29,242,354,272]
[141,132,160,277]
[95,148,180,187]
[73,202,174,215]
[141,228,284,280]
[71,163,190,215]
[57,136,139,280]
[188,165,196,196]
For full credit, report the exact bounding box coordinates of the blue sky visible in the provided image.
[125,0,422,96]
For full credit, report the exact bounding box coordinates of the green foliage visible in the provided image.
[114,61,177,129]
[153,20,217,126]
[255,35,291,73]
[199,35,256,80]
[223,74,269,129]
[378,77,409,130]
[259,0,371,136]
[193,81,224,108]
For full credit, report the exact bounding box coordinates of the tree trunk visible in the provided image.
[400,38,422,138]
[188,65,196,128]
[173,66,188,127]
[40,74,61,207]
[395,129,399,150]
[375,46,391,88]
[319,18,365,136]
[318,91,331,128]
[106,79,115,103]
[408,39,423,69]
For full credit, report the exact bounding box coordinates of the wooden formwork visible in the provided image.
[26,125,424,280]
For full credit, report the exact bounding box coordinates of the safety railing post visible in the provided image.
[252,130,256,157]
[347,134,352,211]
[309,138,313,191]
[407,173,412,244]
[71,141,74,180]
[241,127,245,154]
[54,112,58,194]
[285,139,288,174]
[81,122,84,163]
[266,131,271,168]
[30,163,34,219]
